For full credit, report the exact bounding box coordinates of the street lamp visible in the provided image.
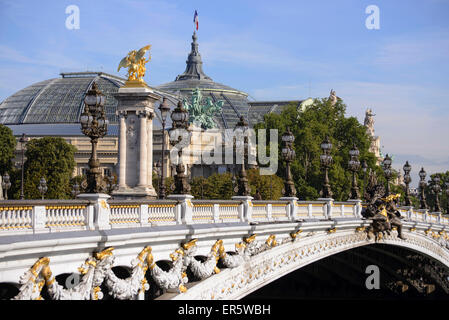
[361,159,368,200]
[80,82,108,193]
[1,172,11,200]
[38,177,47,200]
[381,154,393,196]
[445,180,449,214]
[319,136,333,199]
[431,175,442,212]
[71,182,80,198]
[233,116,251,197]
[158,98,170,199]
[403,161,412,206]
[348,143,361,200]
[419,167,428,210]
[169,101,191,194]
[19,133,29,200]
[281,127,296,197]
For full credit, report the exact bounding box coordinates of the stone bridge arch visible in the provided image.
[170,229,449,300]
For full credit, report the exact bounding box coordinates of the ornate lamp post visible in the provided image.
[38,177,47,200]
[19,133,29,200]
[169,101,191,194]
[319,136,333,199]
[80,82,108,193]
[431,175,442,212]
[403,161,412,206]
[234,116,251,197]
[361,159,368,200]
[445,180,449,214]
[381,154,393,196]
[105,173,117,195]
[71,182,80,198]
[2,172,11,200]
[419,167,428,210]
[158,98,170,199]
[281,127,296,198]
[348,143,361,200]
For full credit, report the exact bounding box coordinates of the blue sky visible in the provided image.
[0,0,448,185]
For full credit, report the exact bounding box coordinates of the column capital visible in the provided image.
[117,110,128,118]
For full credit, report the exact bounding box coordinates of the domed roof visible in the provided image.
[156,32,250,129]
[0,72,180,136]
[0,72,128,125]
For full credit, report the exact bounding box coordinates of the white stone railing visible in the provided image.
[0,198,447,236]
[45,204,88,229]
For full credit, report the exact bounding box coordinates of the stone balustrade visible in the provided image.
[0,197,447,236]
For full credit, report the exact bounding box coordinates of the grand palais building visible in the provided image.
[0,32,331,180]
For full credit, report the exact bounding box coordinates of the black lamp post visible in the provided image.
[19,133,29,200]
[403,161,412,206]
[319,136,333,199]
[158,98,170,199]
[234,116,251,197]
[169,101,191,194]
[80,82,108,193]
[381,154,393,196]
[419,167,428,210]
[348,143,361,200]
[445,180,449,214]
[361,159,368,200]
[71,182,80,198]
[431,175,442,212]
[38,177,47,200]
[281,127,296,198]
[2,172,11,200]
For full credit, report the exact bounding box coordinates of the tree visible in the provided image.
[0,124,16,175]
[18,137,77,199]
[254,97,380,201]
[246,168,284,200]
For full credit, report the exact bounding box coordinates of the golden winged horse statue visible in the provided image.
[117,45,151,86]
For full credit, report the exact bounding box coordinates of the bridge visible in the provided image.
[1,196,448,300]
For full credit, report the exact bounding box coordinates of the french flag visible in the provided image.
[193,10,199,30]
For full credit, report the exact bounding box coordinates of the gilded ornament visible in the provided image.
[118,45,152,87]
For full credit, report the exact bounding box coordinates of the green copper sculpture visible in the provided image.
[183,88,224,129]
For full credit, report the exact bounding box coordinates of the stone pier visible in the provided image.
[112,86,160,199]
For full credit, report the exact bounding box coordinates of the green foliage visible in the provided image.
[425,171,449,213]
[18,137,77,199]
[254,97,381,201]
[191,173,234,200]
[152,174,174,196]
[246,169,284,200]
[0,124,16,175]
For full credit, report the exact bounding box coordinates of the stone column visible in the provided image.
[112,86,160,199]
[117,111,127,190]
[147,114,154,188]
[137,112,148,188]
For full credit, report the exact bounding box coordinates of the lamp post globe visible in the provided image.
[19,133,29,200]
[403,161,412,206]
[431,175,442,212]
[419,167,428,210]
[80,82,108,194]
[382,154,393,196]
[319,136,333,199]
[348,143,361,200]
[281,127,296,198]
[234,116,251,197]
[169,101,192,195]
